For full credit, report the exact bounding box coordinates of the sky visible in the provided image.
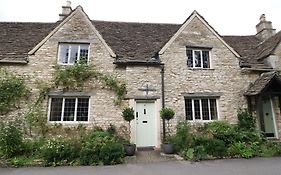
[0,0,280,35]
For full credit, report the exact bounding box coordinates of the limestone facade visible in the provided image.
[1,7,281,146]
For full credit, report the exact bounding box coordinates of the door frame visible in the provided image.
[129,99,161,149]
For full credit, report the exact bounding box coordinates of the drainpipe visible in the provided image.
[160,64,166,142]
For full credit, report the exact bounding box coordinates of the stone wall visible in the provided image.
[160,16,259,130]
[0,8,128,131]
[2,8,278,143]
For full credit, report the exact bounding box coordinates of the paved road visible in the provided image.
[1,157,281,175]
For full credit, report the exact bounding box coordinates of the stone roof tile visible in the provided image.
[244,71,279,95]
[0,22,57,63]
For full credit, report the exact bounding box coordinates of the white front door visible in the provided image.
[262,98,277,138]
[136,101,156,147]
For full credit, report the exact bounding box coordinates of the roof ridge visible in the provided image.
[92,20,181,26]
[0,21,56,24]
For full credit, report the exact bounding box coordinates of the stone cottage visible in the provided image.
[1,1,281,149]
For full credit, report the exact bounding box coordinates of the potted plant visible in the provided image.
[160,107,175,154]
[122,107,136,156]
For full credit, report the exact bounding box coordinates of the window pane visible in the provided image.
[69,45,79,64]
[49,98,63,121]
[202,99,209,120]
[63,98,76,121]
[194,51,201,67]
[202,51,210,68]
[79,45,89,64]
[186,50,193,67]
[59,45,69,64]
[194,99,200,119]
[185,99,193,120]
[77,98,89,121]
[210,99,218,120]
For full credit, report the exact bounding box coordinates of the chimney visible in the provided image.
[256,14,276,40]
[59,0,72,21]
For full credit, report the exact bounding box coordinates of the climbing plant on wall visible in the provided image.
[0,68,30,114]
[53,63,127,105]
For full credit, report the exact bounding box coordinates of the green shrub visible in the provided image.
[237,109,255,131]
[0,121,23,158]
[259,141,281,157]
[160,108,175,121]
[169,121,192,152]
[194,145,208,161]
[228,142,254,158]
[181,146,208,161]
[79,131,124,165]
[205,139,227,158]
[9,155,41,167]
[181,148,194,160]
[41,136,81,166]
[99,140,124,165]
[122,107,134,122]
[235,130,264,144]
[22,137,46,156]
[205,121,237,145]
[0,68,29,114]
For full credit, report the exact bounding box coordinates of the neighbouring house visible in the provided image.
[1,1,281,149]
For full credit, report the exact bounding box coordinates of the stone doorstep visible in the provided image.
[125,150,179,164]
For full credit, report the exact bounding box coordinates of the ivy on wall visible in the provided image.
[0,68,30,114]
[54,63,127,105]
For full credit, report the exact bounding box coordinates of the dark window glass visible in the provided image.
[70,45,79,64]
[63,98,76,121]
[194,51,202,67]
[77,98,89,121]
[202,99,209,120]
[185,99,193,120]
[59,45,69,64]
[210,99,218,120]
[79,44,89,64]
[186,50,193,67]
[202,51,210,68]
[49,98,63,121]
[194,99,201,119]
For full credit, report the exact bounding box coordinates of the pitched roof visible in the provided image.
[244,71,280,96]
[0,8,280,67]
[222,35,261,58]
[255,31,281,60]
[0,22,57,63]
[159,11,240,57]
[93,20,180,61]
[223,32,281,69]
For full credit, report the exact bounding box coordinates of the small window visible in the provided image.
[186,49,210,68]
[185,98,218,121]
[49,97,90,122]
[58,43,89,65]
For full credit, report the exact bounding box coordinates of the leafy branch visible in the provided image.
[54,63,127,105]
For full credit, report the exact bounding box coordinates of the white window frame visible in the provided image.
[187,49,211,69]
[186,98,218,122]
[48,97,90,123]
[57,43,90,65]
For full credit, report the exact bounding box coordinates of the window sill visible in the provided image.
[187,120,217,124]
[48,121,90,124]
[187,68,215,70]
[57,63,75,66]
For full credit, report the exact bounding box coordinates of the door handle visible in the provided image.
[136,112,138,120]
[142,121,148,123]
